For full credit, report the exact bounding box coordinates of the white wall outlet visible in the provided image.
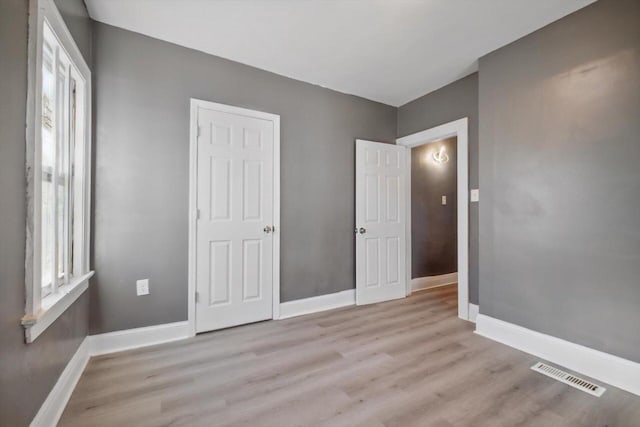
[470,189,480,202]
[136,279,150,296]
[441,195,447,205]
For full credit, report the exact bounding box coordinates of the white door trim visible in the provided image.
[188,99,280,336]
[396,117,470,321]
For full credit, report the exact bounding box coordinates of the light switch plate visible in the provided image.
[136,279,150,296]
[471,189,480,202]
[441,195,447,205]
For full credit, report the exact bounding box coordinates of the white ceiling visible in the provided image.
[85,0,596,106]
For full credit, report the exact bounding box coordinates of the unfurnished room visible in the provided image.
[1,0,639,426]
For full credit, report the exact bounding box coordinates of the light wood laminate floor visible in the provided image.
[60,285,640,427]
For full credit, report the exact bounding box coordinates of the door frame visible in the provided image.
[396,117,470,321]
[187,98,281,336]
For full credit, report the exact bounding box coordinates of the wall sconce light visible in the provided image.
[432,146,449,164]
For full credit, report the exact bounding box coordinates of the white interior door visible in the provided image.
[196,106,274,332]
[356,140,407,305]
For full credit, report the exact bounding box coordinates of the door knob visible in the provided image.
[359,227,366,234]
[264,225,273,234]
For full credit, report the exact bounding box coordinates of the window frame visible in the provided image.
[22,0,93,343]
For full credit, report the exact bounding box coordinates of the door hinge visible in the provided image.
[197,209,201,220]
[195,291,200,303]
[196,125,202,138]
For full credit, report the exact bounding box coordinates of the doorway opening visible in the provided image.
[410,136,458,292]
[396,118,470,321]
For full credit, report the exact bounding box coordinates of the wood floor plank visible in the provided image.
[59,284,640,427]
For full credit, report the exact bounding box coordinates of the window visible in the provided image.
[41,23,77,298]
[23,0,93,343]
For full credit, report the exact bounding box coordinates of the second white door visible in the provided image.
[355,139,407,305]
[195,103,276,332]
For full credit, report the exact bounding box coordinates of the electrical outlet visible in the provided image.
[441,195,447,205]
[136,279,149,296]
[470,189,480,202]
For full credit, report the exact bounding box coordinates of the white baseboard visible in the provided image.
[468,303,479,323]
[411,272,458,292]
[30,337,90,427]
[279,289,355,319]
[31,320,191,426]
[34,296,484,427]
[475,314,640,397]
[88,321,190,356]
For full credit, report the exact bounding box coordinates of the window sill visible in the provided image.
[22,271,94,343]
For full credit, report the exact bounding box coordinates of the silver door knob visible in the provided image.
[264,225,273,234]
[359,227,366,234]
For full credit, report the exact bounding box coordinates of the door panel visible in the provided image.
[365,174,379,222]
[365,238,379,287]
[386,236,400,284]
[356,140,407,305]
[196,107,274,332]
[209,241,231,305]
[211,158,231,220]
[243,160,263,220]
[386,176,400,222]
[242,239,262,301]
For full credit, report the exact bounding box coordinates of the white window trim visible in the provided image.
[22,0,93,343]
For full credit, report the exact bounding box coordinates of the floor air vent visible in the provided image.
[531,362,606,397]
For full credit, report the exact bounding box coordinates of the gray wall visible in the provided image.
[0,1,91,425]
[411,137,457,278]
[398,73,479,303]
[90,23,396,334]
[479,0,640,362]
[54,0,92,63]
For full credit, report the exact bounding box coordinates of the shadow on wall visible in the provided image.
[411,136,457,279]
